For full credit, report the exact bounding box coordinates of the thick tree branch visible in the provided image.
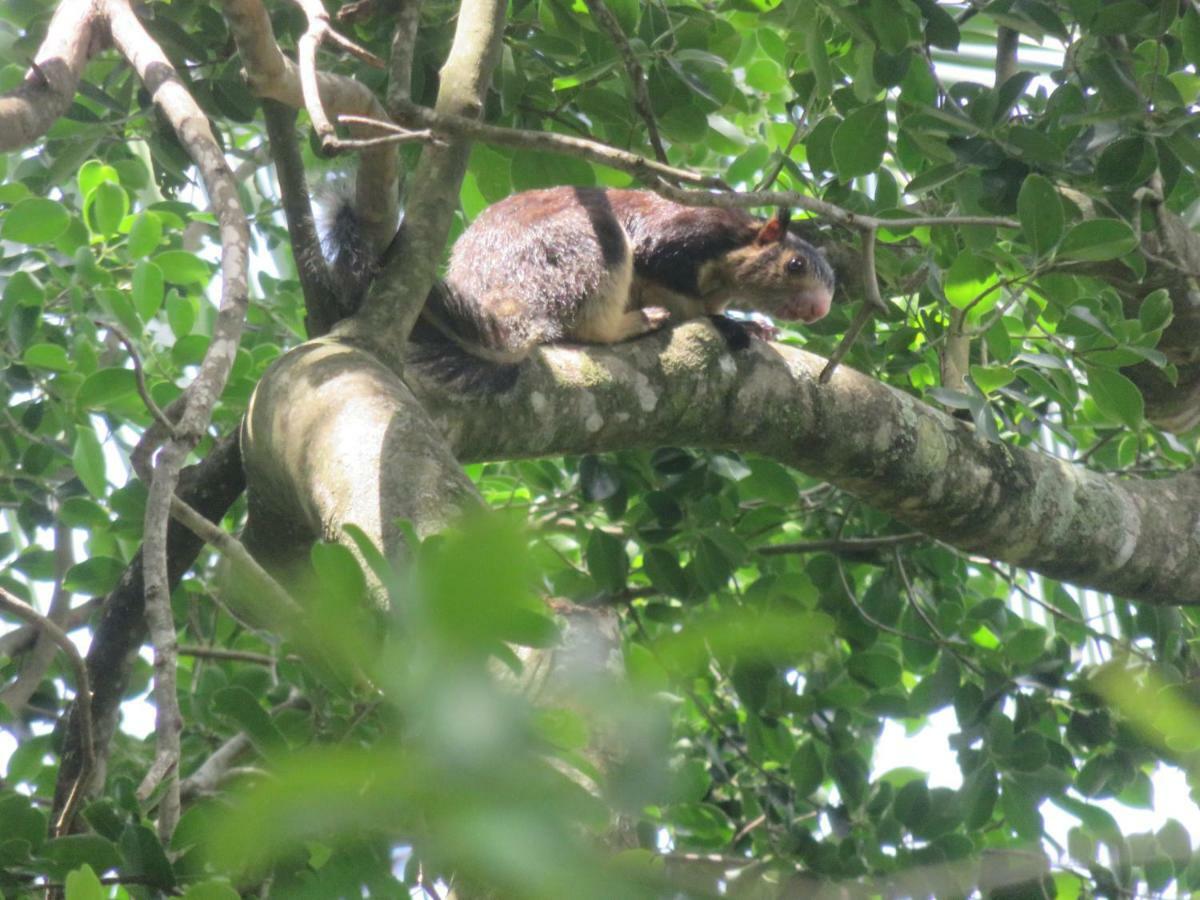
[379,323,1199,604]
[0,0,103,151]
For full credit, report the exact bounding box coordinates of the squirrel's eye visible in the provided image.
[786,256,806,274]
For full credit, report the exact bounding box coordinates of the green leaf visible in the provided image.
[789,742,825,797]
[1058,219,1138,262]
[832,103,888,180]
[642,547,688,597]
[77,160,119,198]
[64,864,106,900]
[1138,288,1173,333]
[72,427,107,498]
[41,835,122,876]
[118,824,176,891]
[87,181,128,237]
[167,292,196,338]
[943,251,999,310]
[63,557,126,595]
[77,368,137,410]
[128,212,164,258]
[1017,173,1064,256]
[153,249,211,286]
[2,197,71,244]
[131,260,164,320]
[1095,136,1157,186]
[970,365,1015,394]
[23,342,71,372]
[1087,366,1144,428]
[212,686,288,757]
[847,650,902,688]
[587,529,628,592]
[180,881,243,900]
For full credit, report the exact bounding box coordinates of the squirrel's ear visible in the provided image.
[756,208,791,244]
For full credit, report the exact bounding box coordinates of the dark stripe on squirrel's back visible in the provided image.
[606,191,759,296]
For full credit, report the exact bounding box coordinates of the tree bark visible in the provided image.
[244,323,1200,605]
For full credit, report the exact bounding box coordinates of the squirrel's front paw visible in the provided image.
[741,317,779,342]
[641,306,672,330]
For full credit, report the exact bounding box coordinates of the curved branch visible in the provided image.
[218,0,400,254]
[0,0,103,151]
[107,0,253,840]
[382,323,1200,604]
[0,586,95,836]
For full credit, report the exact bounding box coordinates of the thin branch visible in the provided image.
[219,0,400,253]
[819,299,877,384]
[386,0,425,115]
[759,532,925,557]
[109,0,253,840]
[261,99,341,335]
[0,587,95,836]
[178,645,278,666]
[583,0,669,164]
[96,321,176,433]
[0,523,74,713]
[0,597,101,659]
[389,99,722,188]
[169,496,305,622]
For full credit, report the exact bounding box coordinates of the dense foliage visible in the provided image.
[3,0,1200,897]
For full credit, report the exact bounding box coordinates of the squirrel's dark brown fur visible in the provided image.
[421,187,835,364]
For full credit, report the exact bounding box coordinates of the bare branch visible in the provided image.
[261,99,341,336]
[0,598,101,659]
[389,99,721,187]
[759,532,925,557]
[219,0,400,254]
[387,0,425,115]
[0,0,103,151]
[96,321,176,434]
[0,586,95,836]
[582,0,668,164]
[0,524,74,714]
[107,0,254,839]
[169,496,305,623]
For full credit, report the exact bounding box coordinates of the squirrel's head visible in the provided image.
[723,210,836,323]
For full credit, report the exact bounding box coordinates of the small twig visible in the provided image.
[759,532,925,557]
[291,0,385,152]
[95,321,176,433]
[178,645,278,666]
[334,114,437,146]
[390,99,721,188]
[756,103,813,192]
[0,597,101,658]
[169,496,305,621]
[583,0,669,164]
[833,556,940,649]
[819,301,877,384]
[892,550,985,678]
[386,0,424,114]
[0,586,95,836]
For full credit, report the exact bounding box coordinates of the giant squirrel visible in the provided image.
[327,185,836,367]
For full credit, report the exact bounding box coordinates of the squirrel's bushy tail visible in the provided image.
[408,282,524,392]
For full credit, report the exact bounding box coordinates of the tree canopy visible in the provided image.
[3,0,1200,897]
